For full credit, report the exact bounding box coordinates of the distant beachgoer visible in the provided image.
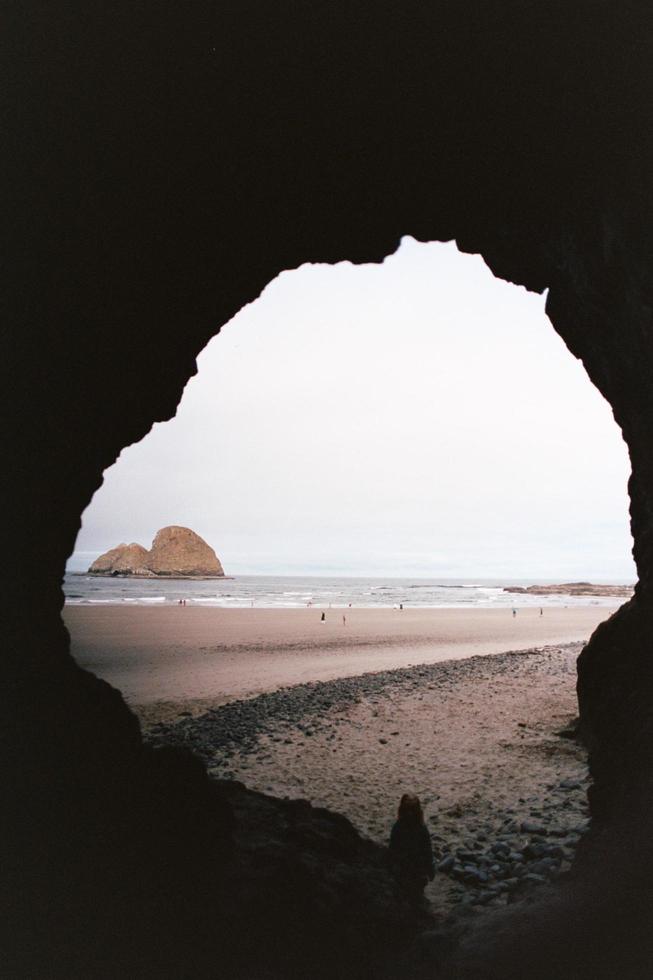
[399,603,403,610]
[389,794,435,903]
[320,612,326,623]
[512,608,516,617]
[540,607,543,616]
[342,614,346,625]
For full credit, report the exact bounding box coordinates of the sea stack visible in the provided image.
[88,526,224,578]
[146,526,224,577]
[88,543,151,576]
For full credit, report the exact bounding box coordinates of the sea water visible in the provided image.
[63,573,627,610]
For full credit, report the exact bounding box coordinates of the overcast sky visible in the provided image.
[72,238,635,580]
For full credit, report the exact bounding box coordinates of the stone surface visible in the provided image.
[89,542,150,575]
[89,526,224,578]
[146,525,224,577]
[506,583,633,598]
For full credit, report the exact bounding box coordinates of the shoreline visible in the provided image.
[72,572,233,580]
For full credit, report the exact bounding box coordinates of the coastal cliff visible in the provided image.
[89,526,224,578]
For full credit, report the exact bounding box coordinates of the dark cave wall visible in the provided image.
[4,0,653,974]
[7,0,652,634]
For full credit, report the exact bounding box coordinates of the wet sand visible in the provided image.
[65,604,615,713]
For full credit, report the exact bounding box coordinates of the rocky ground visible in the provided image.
[145,643,590,919]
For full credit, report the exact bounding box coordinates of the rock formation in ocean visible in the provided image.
[505,583,634,598]
[89,526,224,577]
[7,2,653,977]
[88,542,150,575]
[146,525,224,576]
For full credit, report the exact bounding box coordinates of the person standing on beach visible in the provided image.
[342,614,346,625]
[320,611,326,623]
[512,608,516,617]
[389,794,434,903]
[540,607,543,616]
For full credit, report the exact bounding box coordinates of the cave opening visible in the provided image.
[68,237,633,582]
[62,237,634,920]
[8,1,653,973]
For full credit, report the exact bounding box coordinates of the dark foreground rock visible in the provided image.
[215,779,427,974]
[3,701,423,979]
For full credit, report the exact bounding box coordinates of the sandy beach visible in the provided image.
[65,603,618,914]
[65,604,615,712]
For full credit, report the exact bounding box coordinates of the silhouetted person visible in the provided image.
[342,614,346,625]
[320,611,326,623]
[389,794,434,903]
[540,607,543,616]
[399,603,403,610]
[512,608,516,617]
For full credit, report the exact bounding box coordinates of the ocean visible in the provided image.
[62,574,627,610]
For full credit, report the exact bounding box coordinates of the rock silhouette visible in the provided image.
[89,525,224,577]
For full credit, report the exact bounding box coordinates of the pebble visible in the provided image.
[147,641,590,911]
[521,821,547,835]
